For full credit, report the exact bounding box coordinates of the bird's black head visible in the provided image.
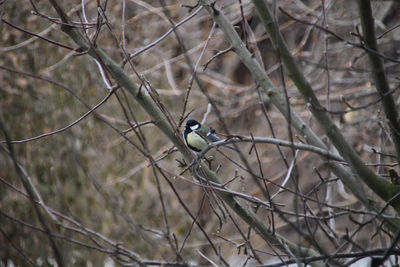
[185,119,201,133]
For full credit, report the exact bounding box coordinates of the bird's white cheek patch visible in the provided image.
[190,125,200,131]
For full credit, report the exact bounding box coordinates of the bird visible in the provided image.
[183,119,238,152]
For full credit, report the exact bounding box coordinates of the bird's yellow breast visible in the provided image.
[186,131,208,151]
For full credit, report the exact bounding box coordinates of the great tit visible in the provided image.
[184,119,238,152]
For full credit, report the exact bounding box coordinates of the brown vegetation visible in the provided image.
[1,0,400,266]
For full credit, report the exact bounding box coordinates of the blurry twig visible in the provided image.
[126,6,203,62]
[203,47,232,70]
[180,22,216,127]
[377,24,400,40]
[1,19,74,50]
[197,249,219,267]
[250,132,276,234]
[201,104,212,124]
[320,84,400,115]
[0,177,144,263]
[279,7,400,64]
[0,120,65,267]
[0,226,38,266]
[2,1,91,52]
[0,88,117,144]
[271,151,299,200]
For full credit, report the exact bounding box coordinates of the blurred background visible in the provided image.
[1,0,400,266]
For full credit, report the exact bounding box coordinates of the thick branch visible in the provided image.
[46,1,322,265]
[357,0,400,164]
[250,0,400,211]
[199,0,371,209]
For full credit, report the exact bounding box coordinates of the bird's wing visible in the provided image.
[196,129,239,152]
[205,133,220,142]
[197,125,220,142]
